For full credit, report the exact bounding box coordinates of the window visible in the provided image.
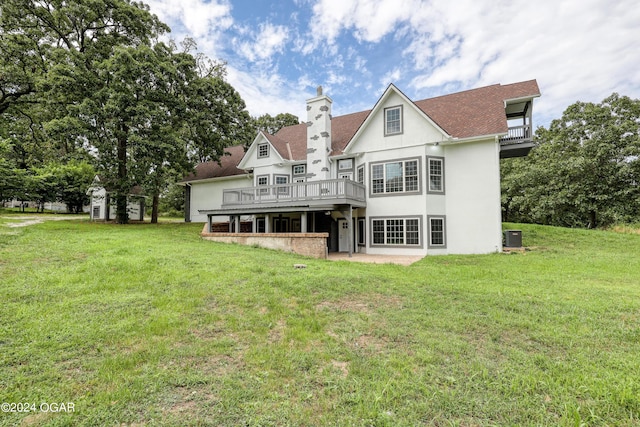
[357,165,364,185]
[371,217,422,247]
[384,106,402,135]
[257,175,269,195]
[358,218,366,246]
[258,143,269,158]
[293,164,306,176]
[371,158,420,195]
[338,158,353,170]
[427,157,445,193]
[275,175,289,195]
[428,216,446,248]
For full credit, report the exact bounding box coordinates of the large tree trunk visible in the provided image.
[115,128,129,224]
[151,191,159,224]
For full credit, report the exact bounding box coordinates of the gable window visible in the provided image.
[428,216,446,248]
[371,217,421,247]
[427,157,445,194]
[384,106,403,135]
[257,143,269,159]
[371,158,420,195]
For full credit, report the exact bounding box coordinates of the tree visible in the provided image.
[2,1,254,223]
[502,93,640,228]
[254,113,300,136]
[1,0,169,222]
[181,63,254,164]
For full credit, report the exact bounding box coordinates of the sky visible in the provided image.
[144,0,640,129]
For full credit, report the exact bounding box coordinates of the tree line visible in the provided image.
[502,93,640,228]
[0,0,298,222]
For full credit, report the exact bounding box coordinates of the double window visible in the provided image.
[384,106,403,135]
[371,158,419,195]
[371,217,421,246]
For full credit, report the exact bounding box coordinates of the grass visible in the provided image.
[1,220,639,426]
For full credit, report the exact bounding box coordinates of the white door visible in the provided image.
[338,219,350,252]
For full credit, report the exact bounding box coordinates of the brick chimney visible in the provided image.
[306,86,332,181]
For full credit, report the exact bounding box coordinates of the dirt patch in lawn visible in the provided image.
[315,293,404,314]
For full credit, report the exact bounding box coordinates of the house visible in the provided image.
[86,175,145,221]
[181,80,540,257]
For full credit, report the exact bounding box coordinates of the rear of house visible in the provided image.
[181,80,540,257]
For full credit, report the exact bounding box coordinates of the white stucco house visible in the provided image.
[181,80,540,256]
[86,175,145,221]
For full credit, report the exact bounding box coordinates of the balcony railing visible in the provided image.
[222,179,366,207]
[500,125,532,145]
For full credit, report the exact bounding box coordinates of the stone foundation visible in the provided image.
[201,224,328,259]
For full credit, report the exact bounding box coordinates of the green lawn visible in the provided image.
[1,219,639,426]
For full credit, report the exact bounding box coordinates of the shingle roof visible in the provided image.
[186,80,539,181]
[181,144,248,182]
[415,80,540,139]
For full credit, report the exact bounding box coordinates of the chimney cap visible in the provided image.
[317,85,323,96]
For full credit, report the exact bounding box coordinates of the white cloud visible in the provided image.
[146,0,640,129]
[380,68,401,87]
[145,0,233,55]
[226,66,311,120]
[307,0,419,45]
[236,22,289,63]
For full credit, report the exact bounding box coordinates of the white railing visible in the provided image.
[223,179,366,207]
[500,125,531,144]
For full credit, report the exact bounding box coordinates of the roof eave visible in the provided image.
[441,132,507,145]
[179,172,252,186]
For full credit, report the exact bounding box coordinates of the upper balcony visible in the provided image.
[500,125,535,159]
[499,99,535,159]
[222,179,367,210]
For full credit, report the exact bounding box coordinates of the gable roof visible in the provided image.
[268,79,540,158]
[185,80,540,181]
[181,144,248,183]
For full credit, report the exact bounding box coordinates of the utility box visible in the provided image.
[504,230,522,248]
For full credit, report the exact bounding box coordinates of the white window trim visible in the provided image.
[427,215,447,249]
[357,218,366,246]
[274,174,290,195]
[257,143,269,159]
[257,175,269,195]
[427,156,445,194]
[384,105,403,136]
[370,216,423,248]
[338,158,354,170]
[369,157,421,197]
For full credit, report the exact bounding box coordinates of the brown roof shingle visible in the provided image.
[181,145,247,182]
[186,80,539,181]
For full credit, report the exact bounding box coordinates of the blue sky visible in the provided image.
[145,0,640,129]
